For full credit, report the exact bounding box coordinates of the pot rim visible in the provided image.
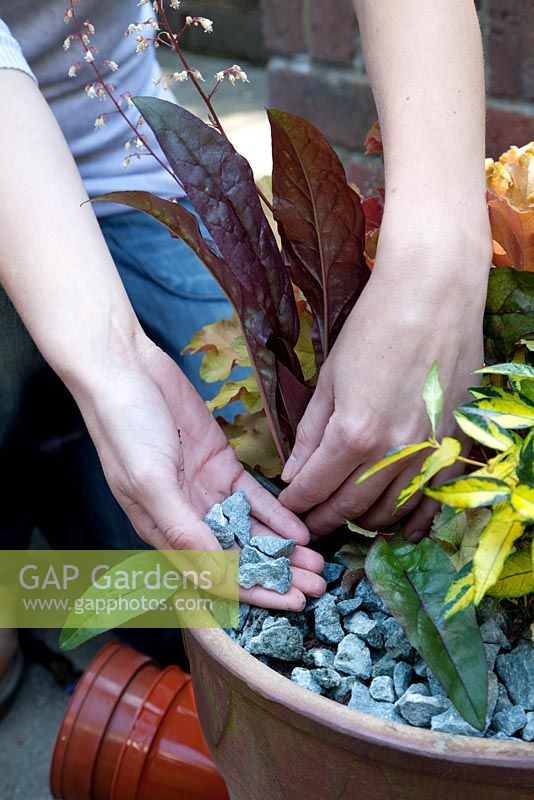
[186,626,534,770]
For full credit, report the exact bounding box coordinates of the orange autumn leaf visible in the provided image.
[486,143,534,271]
[486,143,534,212]
[488,191,534,272]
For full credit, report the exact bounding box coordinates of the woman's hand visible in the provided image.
[72,334,326,612]
[280,214,492,540]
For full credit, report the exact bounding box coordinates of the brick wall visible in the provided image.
[260,0,534,193]
[170,0,266,63]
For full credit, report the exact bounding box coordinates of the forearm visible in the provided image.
[353,0,490,255]
[0,70,143,393]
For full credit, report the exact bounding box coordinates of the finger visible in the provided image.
[356,464,426,531]
[289,545,325,574]
[141,475,222,551]
[238,471,310,545]
[240,584,307,612]
[280,415,367,515]
[280,376,334,483]
[290,566,327,597]
[248,519,325,574]
[302,463,395,535]
[403,496,440,542]
[119,499,173,551]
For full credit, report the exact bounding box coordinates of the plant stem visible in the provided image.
[458,456,486,468]
[69,3,179,186]
[154,2,274,213]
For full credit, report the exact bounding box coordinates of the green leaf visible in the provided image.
[346,521,378,538]
[477,363,534,380]
[517,430,534,487]
[425,475,510,508]
[431,508,492,570]
[59,552,177,651]
[510,483,534,521]
[356,442,433,484]
[484,268,534,361]
[453,409,515,452]
[455,510,493,570]
[395,437,461,510]
[366,538,487,731]
[487,549,534,599]
[423,361,443,436]
[458,394,534,429]
[473,503,526,603]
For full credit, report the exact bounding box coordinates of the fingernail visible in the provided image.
[281,455,297,483]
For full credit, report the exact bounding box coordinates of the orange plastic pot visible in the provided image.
[50,641,229,800]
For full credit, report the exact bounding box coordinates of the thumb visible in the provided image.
[141,476,222,552]
[281,377,334,483]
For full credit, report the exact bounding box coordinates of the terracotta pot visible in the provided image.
[50,642,229,800]
[184,628,534,800]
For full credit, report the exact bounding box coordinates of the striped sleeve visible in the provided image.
[0,18,36,81]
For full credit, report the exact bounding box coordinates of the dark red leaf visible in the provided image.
[268,108,369,366]
[94,190,293,459]
[132,97,300,358]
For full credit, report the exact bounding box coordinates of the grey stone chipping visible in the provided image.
[314,594,345,645]
[334,635,372,680]
[496,644,534,709]
[369,675,396,703]
[249,536,297,559]
[239,556,293,593]
[246,617,303,661]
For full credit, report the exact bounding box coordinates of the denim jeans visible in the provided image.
[0,203,238,552]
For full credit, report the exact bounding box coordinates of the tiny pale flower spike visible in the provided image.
[84,50,95,63]
[185,16,214,33]
[126,23,143,35]
[63,36,72,51]
[67,63,80,78]
[173,70,188,82]
[84,20,95,35]
[94,115,105,129]
[170,0,181,8]
[103,60,119,72]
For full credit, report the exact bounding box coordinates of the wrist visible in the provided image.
[375,200,492,285]
[53,314,149,402]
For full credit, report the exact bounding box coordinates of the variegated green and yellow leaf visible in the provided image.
[356,442,433,485]
[423,361,443,436]
[487,549,534,599]
[396,437,461,510]
[477,363,534,380]
[444,564,476,619]
[472,503,526,603]
[468,386,511,401]
[517,430,534,487]
[459,394,534,429]
[510,483,534,521]
[425,476,511,508]
[453,409,515,452]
